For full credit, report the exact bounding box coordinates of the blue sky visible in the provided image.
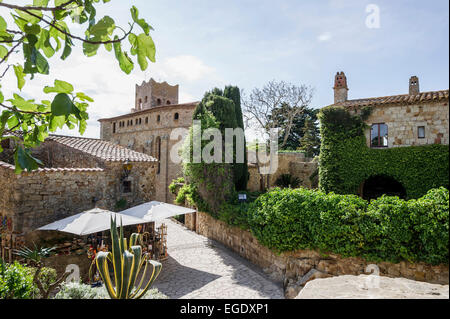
[2,0,449,138]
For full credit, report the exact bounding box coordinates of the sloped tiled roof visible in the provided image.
[0,160,104,173]
[47,135,157,163]
[331,90,449,108]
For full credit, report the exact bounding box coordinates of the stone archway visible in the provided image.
[361,175,407,200]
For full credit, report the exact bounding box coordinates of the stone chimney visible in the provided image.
[409,76,420,95]
[333,71,348,104]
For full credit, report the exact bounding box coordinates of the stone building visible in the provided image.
[331,72,449,148]
[99,79,199,203]
[326,71,449,198]
[0,135,157,235]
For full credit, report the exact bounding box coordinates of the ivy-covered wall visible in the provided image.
[318,106,449,199]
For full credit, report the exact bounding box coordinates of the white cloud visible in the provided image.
[151,55,217,82]
[317,32,332,42]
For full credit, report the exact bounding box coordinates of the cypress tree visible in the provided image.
[224,86,248,190]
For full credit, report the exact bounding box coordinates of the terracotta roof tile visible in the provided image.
[47,135,157,163]
[331,90,449,108]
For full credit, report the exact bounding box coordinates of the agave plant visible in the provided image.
[14,245,56,266]
[95,217,162,299]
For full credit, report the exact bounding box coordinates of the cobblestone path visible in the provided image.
[152,219,284,299]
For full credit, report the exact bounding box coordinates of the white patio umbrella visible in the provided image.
[37,208,146,236]
[120,201,196,222]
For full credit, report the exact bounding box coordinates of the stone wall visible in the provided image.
[195,211,449,286]
[247,152,318,192]
[0,162,16,231]
[355,101,449,147]
[0,160,157,235]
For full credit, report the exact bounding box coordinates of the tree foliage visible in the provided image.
[0,0,156,173]
[298,117,321,157]
[274,107,319,151]
[243,80,314,149]
[182,86,248,213]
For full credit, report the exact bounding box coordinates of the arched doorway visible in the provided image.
[361,175,407,200]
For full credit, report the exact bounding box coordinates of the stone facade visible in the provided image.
[331,72,449,148]
[99,79,198,203]
[361,101,449,147]
[0,136,157,236]
[247,152,318,192]
[192,211,449,297]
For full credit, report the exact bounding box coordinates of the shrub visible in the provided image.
[247,187,449,264]
[409,187,449,264]
[54,282,101,299]
[0,261,37,299]
[54,282,168,299]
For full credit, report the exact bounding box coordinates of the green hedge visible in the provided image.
[247,187,449,265]
[318,106,449,199]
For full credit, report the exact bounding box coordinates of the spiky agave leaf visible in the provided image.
[96,251,117,299]
[96,216,162,299]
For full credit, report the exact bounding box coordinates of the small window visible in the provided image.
[145,96,148,103]
[371,123,388,148]
[157,98,162,106]
[174,113,179,120]
[418,126,426,139]
[123,181,132,193]
[167,100,171,105]
[113,122,116,133]
[157,115,161,123]
[139,118,142,125]
[145,117,149,124]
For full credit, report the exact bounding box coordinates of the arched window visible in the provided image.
[145,117,149,124]
[145,96,148,103]
[138,99,142,109]
[155,136,161,174]
[157,98,162,106]
[166,100,171,105]
[174,113,179,121]
[157,115,161,123]
[371,123,388,147]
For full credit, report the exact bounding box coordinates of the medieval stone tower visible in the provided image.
[334,71,349,104]
[134,79,179,112]
[100,79,198,203]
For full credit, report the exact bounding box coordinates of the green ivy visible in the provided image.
[318,106,449,199]
[247,187,449,265]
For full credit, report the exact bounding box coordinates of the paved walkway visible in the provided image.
[152,219,284,299]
